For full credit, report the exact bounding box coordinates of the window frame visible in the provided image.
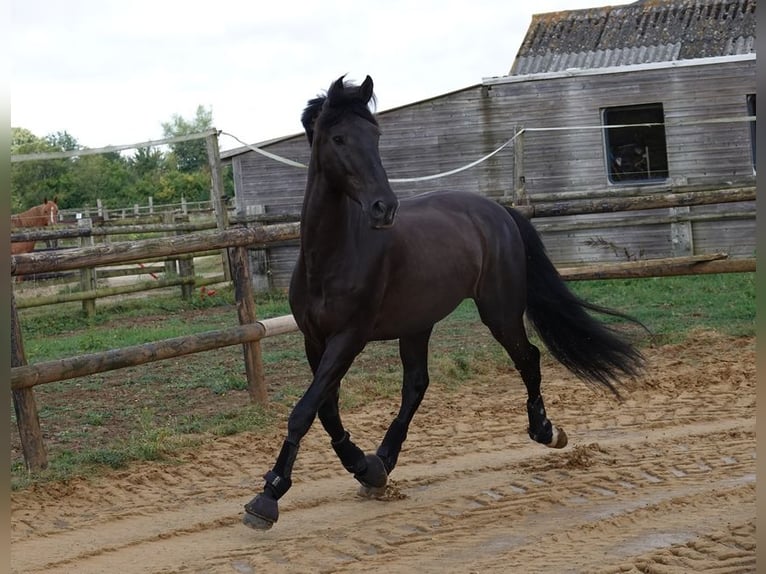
[747,94,756,173]
[602,102,670,185]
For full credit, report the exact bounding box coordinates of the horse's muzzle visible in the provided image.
[370,199,399,229]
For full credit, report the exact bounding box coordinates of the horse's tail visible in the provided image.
[506,208,645,395]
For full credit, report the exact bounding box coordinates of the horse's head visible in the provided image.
[42,196,59,225]
[302,75,399,229]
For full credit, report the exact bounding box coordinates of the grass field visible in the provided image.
[11,272,755,488]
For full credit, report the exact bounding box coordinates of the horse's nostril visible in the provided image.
[372,200,387,216]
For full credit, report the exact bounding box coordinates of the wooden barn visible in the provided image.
[222,0,756,291]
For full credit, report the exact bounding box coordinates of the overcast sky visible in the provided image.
[11,0,631,151]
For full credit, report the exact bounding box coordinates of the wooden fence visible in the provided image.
[11,223,300,471]
[12,210,302,314]
[13,215,224,314]
[10,193,756,472]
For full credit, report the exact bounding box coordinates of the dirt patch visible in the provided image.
[10,331,755,573]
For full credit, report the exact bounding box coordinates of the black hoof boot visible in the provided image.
[355,454,388,498]
[243,493,278,530]
[527,395,567,448]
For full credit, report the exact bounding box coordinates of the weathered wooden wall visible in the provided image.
[227,56,756,289]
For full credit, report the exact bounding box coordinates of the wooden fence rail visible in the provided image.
[15,274,225,309]
[502,185,754,217]
[11,314,298,391]
[11,223,301,276]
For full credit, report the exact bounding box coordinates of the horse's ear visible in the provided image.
[52,196,58,204]
[327,75,346,104]
[43,197,48,204]
[360,75,374,105]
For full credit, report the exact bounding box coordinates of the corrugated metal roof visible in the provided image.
[511,0,756,75]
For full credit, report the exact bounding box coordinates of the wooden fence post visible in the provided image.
[513,127,529,206]
[229,245,268,404]
[206,132,231,282]
[164,211,178,279]
[670,206,694,257]
[97,198,109,221]
[78,218,97,316]
[247,204,272,292]
[11,293,48,471]
[171,214,195,300]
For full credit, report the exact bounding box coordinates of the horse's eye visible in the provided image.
[332,135,345,145]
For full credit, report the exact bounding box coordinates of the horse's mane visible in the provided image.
[301,78,377,145]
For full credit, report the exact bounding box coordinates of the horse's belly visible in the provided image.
[371,281,473,340]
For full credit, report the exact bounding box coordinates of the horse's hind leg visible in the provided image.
[365,328,433,495]
[476,302,568,449]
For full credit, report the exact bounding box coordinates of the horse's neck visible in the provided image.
[13,206,44,227]
[300,176,363,272]
[16,206,38,227]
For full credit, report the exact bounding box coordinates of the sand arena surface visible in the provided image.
[11,331,755,573]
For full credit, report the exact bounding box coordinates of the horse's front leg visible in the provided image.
[302,337,387,488]
[317,386,388,491]
[367,329,433,495]
[242,333,370,530]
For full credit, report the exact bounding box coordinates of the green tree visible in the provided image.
[161,105,213,172]
[69,153,137,208]
[130,146,165,177]
[11,128,78,210]
[157,170,210,203]
[11,127,40,152]
[127,146,168,204]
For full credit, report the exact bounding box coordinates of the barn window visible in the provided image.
[747,94,756,172]
[603,103,669,183]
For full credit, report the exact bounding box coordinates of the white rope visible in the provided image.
[214,112,757,183]
[220,130,524,183]
[220,131,308,169]
[388,132,522,183]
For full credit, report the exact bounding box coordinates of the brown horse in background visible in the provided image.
[11,197,59,255]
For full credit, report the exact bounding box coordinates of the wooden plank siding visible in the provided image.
[227,56,755,290]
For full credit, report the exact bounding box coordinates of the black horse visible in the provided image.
[243,75,644,530]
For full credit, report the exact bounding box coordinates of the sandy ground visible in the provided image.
[10,331,755,573]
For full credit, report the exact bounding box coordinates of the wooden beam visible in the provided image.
[502,186,756,218]
[559,254,755,280]
[11,315,298,391]
[10,294,48,471]
[206,132,231,281]
[11,221,216,242]
[15,275,203,309]
[229,245,268,405]
[11,222,301,276]
[11,129,218,163]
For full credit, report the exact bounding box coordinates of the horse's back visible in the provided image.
[370,190,524,338]
[394,190,519,255]
[399,189,504,213]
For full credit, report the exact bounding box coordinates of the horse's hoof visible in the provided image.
[357,483,388,499]
[243,494,278,530]
[354,454,388,489]
[547,426,568,449]
[243,511,275,530]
